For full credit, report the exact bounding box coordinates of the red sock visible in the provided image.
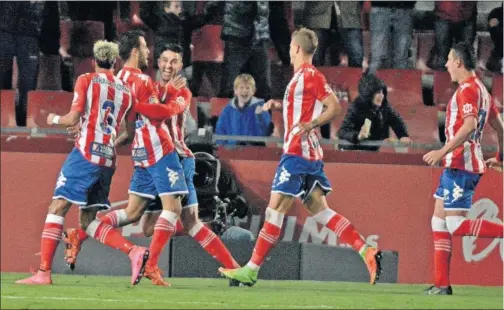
[101,209,129,228]
[87,220,134,255]
[189,222,239,268]
[39,214,64,271]
[449,217,504,238]
[247,208,284,270]
[433,231,452,287]
[313,208,366,251]
[147,210,177,268]
[77,228,88,242]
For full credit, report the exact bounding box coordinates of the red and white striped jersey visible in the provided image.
[72,71,133,168]
[282,63,333,161]
[156,82,194,158]
[116,67,175,167]
[443,75,499,174]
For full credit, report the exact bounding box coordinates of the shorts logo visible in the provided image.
[56,172,67,189]
[277,166,291,186]
[167,168,179,187]
[452,183,464,201]
[443,189,450,201]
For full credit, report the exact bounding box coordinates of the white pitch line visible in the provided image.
[1,295,335,309]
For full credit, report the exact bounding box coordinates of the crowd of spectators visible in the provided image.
[0,1,502,148]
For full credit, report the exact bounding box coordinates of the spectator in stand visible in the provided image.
[66,1,116,42]
[268,1,292,66]
[487,4,503,73]
[338,73,411,152]
[302,1,340,66]
[368,1,415,74]
[337,1,364,68]
[0,1,44,126]
[215,74,271,147]
[427,1,477,71]
[205,1,271,101]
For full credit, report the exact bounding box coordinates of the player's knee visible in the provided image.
[445,216,465,234]
[48,199,71,216]
[142,221,154,237]
[125,204,144,222]
[431,216,448,232]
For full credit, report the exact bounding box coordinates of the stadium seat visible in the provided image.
[376,69,424,106]
[209,97,230,117]
[73,57,94,82]
[492,74,503,107]
[1,90,17,127]
[26,91,73,128]
[318,67,363,103]
[393,105,439,144]
[191,25,224,63]
[433,71,456,108]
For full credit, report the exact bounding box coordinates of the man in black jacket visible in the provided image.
[205,1,271,100]
[338,73,411,151]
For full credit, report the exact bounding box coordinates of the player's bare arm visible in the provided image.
[297,92,341,135]
[114,119,136,147]
[47,111,80,127]
[423,116,477,166]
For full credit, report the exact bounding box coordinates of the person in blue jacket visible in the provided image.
[215,74,271,146]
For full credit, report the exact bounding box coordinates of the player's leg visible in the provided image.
[180,157,240,269]
[63,208,98,270]
[305,185,382,285]
[16,149,92,284]
[218,155,300,285]
[144,152,189,285]
[425,197,453,295]
[83,167,150,285]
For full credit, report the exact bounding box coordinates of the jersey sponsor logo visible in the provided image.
[91,142,114,159]
[166,168,179,187]
[132,147,148,161]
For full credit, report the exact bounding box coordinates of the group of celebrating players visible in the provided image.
[14,28,503,295]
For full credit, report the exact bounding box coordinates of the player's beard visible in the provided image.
[138,53,148,70]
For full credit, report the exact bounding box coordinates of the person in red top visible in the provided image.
[62,31,192,286]
[218,28,383,286]
[423,42,503,295]
[15,41,151,286]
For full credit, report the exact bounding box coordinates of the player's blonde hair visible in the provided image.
[233,74,256,92]
[292,28,318,55]
[93,40,119,69]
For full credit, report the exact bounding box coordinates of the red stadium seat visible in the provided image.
[1,90,17,127]
[393,105,439,144]
[376,69,423,106]
[26,91,73,128]
[492,74,503,107]
[191,25,224,63]
[318,67,363,103]
[209,97,230,117]
[433,71,457,108]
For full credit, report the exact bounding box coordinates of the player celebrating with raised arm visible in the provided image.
[218,28,383,286]
[423,42,503,295]
[15,41,151,286]
[62,30,191,286]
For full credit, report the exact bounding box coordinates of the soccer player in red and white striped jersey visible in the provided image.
[15,41,150,286]
[218,28,383,286]
[423,42,503,295]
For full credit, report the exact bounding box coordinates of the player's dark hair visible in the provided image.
[118,30,145,61]
[451,41,476,71]
[157,43,184,60]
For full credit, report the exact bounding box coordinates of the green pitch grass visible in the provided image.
[1,273,502,309]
